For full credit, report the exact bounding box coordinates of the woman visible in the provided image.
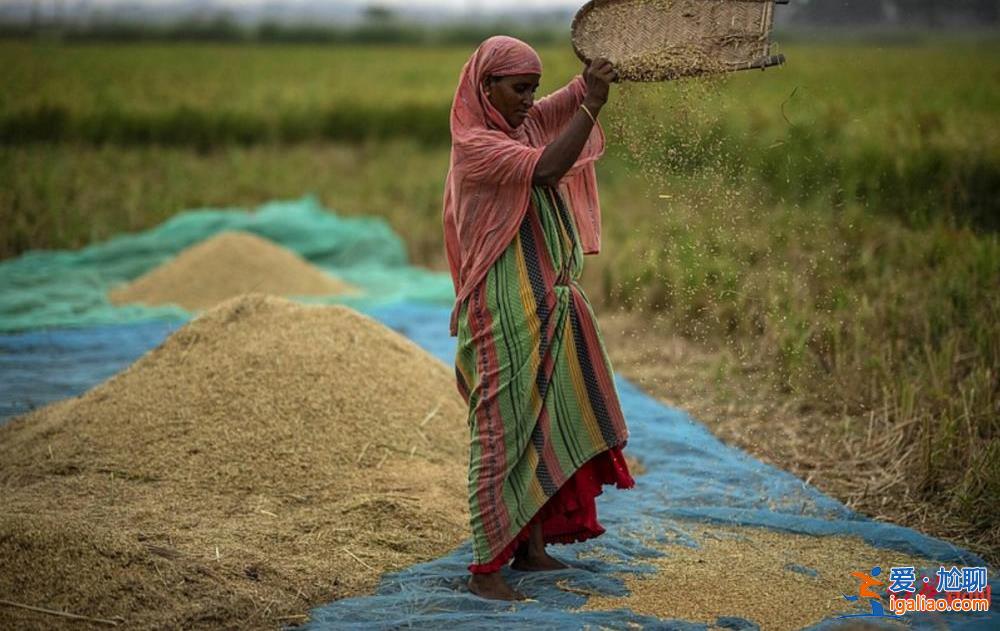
[443,35,633,601]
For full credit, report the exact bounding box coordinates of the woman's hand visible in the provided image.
[583,58,617,110]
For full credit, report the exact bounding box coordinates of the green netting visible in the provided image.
[0,195,455,332]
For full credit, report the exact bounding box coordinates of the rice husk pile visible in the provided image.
[108,231,357,311]
[575,520,942,630]
[0,294,469,629]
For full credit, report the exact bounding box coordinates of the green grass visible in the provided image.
[1,38,998,550]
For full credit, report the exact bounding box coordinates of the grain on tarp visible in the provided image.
[108,231,357,311]
[0,294,468,629]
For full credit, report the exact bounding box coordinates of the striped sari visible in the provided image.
[454,184,633,573]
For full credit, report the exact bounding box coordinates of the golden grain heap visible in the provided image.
[0,294,469,629]
[108,230,357,311]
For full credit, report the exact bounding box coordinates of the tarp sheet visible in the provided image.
[0,195,454,333]
[1,303,996,630]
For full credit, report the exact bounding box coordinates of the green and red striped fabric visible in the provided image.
[453,185,631,569]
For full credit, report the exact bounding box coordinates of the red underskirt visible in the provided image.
[468,445,635,574]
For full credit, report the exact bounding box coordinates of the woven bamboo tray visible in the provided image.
[571,0,787,81]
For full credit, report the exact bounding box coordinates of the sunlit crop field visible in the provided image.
[3,39,998,229]
[3,40,998,127]
[1,38,998,557]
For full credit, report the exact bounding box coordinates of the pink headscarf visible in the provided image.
[443,35,606,336]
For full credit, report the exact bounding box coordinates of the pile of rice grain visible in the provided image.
[0,294,469,629]
[108,230,357,311]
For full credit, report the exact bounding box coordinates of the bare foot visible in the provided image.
[467,572,527,601]
[510,545,570,572]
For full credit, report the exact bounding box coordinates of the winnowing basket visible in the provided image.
[571,0,787,81]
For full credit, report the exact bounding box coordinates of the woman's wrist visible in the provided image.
[582,96,605,115]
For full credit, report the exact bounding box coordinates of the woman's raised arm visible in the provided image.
[531,59,616,187]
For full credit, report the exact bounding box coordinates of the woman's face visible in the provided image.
[484,73,541,128]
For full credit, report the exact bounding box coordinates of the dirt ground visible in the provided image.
[596,310,1000,569]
